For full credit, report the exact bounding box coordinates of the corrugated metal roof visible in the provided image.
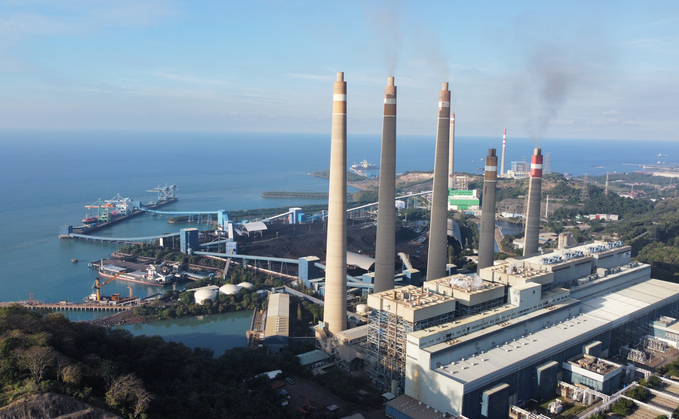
[264,293,290,339]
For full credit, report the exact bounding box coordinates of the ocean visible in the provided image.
[1,130,678,309]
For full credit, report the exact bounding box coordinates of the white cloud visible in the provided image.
[603,110,619,115]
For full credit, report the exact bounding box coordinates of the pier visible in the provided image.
[60,198,178,238]
[1,301,132,312]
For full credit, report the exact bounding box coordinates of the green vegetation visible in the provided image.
[626,385,648,401]
[588,411,608,419]
[352,189,379,203]
[610,396,635,415]
[0,305,301,418]
[656,357,679,377]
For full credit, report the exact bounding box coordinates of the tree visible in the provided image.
[610,397,634,415]
[16,346,55,384]
[106,373,153,418]
[297,304,302,321]
[61,363,83,386]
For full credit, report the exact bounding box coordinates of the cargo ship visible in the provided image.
[351,159,377,171]
[97,260,178,286]
[82,214,97,224]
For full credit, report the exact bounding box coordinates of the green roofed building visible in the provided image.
[448,189,480,210]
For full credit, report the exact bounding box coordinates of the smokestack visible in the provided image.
[500,128,506,176]
[477,149,497,270]
[374,76,397,293]
[323,72,347,334]
[426,82,450,280]
[448,113,455,189]
[523,148,543,256]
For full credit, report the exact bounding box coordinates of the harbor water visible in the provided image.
[117,311,253,357]
[2,130,679,349]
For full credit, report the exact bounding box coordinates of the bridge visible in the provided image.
[69,232,182,244]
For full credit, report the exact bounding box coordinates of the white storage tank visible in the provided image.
[356,304,369,315]
[194,288,218,305]
[237,282,254,289]
[219,284,242,295]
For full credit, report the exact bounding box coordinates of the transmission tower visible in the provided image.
[580,174,590,201]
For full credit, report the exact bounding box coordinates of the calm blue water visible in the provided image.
[1,130,678,309]
[117,311,253,357]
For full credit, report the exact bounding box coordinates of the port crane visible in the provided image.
[92,270,125,301]
[85,198,115,223]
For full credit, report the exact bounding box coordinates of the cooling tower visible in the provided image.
[426,83,450,280]
[523,148,543,256]
[477,149,498,270]
[323,72,348,334]
[448,113,455,189]
[374,76,397,293]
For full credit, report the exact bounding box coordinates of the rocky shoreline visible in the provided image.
[87,310,152,327]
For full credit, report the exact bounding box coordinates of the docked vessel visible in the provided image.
[82,214,97,224]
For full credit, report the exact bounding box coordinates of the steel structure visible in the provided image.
[147,184,177,202]
[366,307,455,392]
[105,193,132,216]
[85,198,113,223]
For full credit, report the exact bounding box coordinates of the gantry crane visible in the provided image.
[92,270,125,301]
[85,198,115,223]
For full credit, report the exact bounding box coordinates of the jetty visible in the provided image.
[1,301,132,312]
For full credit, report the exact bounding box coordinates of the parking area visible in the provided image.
[280,375,385,418]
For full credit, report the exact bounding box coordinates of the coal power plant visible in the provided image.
[310,72,679,419]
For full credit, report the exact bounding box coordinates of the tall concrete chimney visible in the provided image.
[448,112,455,189]
[426,82,450,280]
[477,149,498,270]
[523,148,543,256]
[323,72,347,334]
[500,128,506,176]
[374,77,397,293]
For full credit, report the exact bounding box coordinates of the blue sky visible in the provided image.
[1,0,678,140]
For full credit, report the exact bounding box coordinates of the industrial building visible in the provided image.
[305,74,679,418]
[369,240,679,419]
[447,190,479,211]
[264,293,290,349]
